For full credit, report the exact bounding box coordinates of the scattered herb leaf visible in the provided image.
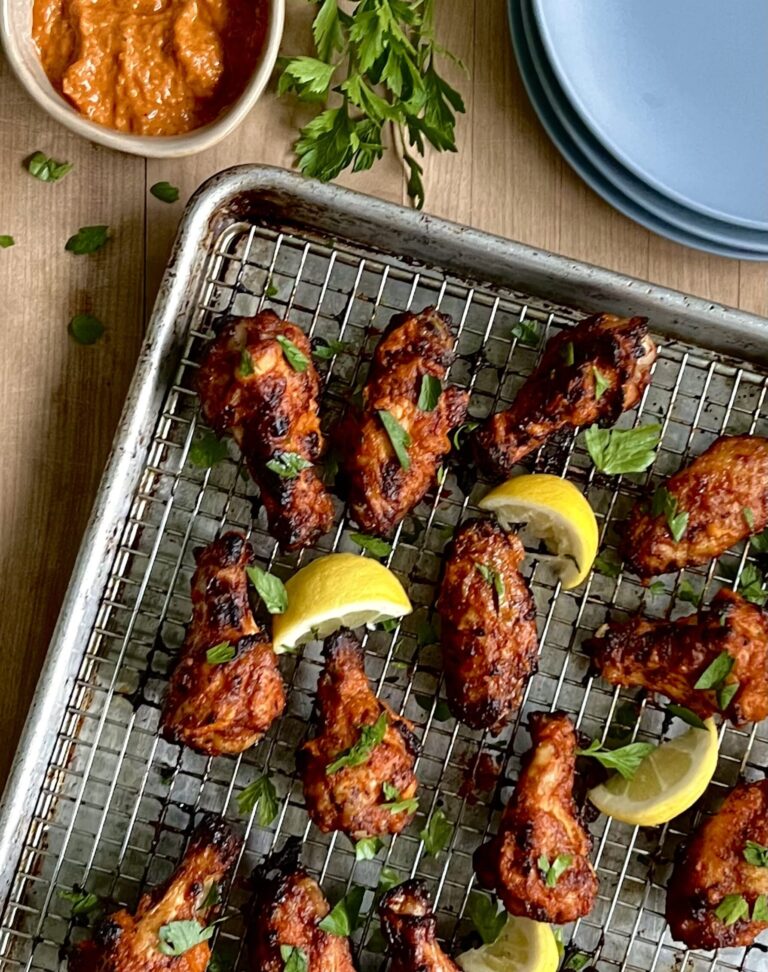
[381,782,419,814]
[694,651,734,690]
[276,334,310,373]
[355,836,383,861]
[280,944,308,972]
[452,420,479,450]
[561,342,575,366]
[415,695,452,721]
[467,891,506,946]
[318,886,365,936]
[238,348,255,377]
[717,680,739,710]
[666,704,707,729]
[583,424,662,476]
[564,954,591,971]
[189,431,228,468]
[475,562,505,606]
[68,312,105,345]
[417,374,442,412]
[379,410,412,470]
[157,919,213,956]
[678,580,701,606]
[377,867,401,892]
[313,338,351,360]
[592,366,610,400]
[349,533,392,558]
[594,551,621,578]
[326,712,387,774]
[206,642,235,664]
[647,580,666,597]
[537,853,573,888]
[0,235,14,248]
[752,528,768,553]
[511,318,539,346]
[65,225,109,255]
[652,485,689,542]
[237,775,278,825]
[738,563,768,606]
[199,882,221,911]
[59,887,100,916]
[576,739,656,780]
[744,841,768,868]
[27,151,72,182]
[714,894,749,926]
[265,451,313,479]
[744,507,756,530]
[419,808,452,856]
[150,181,180,203]
[753,894,768,923]
[245,565,288,614]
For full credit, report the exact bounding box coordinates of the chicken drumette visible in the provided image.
[474,712,598,924]
[667,779,768,950]
[161,532,285,756]
[379,880,459,972]
[624,435,768,578]
[247,839,356,972]
[196,310,335,550]
[473,313,657,479]
[297,630,421,841]
[338,307,469,535]
[436,519,538,732]
[588,588,768,724]
[69,815,241,972]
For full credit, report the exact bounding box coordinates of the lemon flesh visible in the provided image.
[478,473,598,589]
[457,915,559,972]
[588,718,719,827]
[271,552,412,650]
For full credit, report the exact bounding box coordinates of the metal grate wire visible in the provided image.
[2,216,768,972]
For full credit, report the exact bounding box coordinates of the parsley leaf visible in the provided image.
[564,954,591,971]
[415,695,452,721]
[583,424,661,476]
[381,782,419,814]
[561,342,575,366]
[355,836,383,861]
[753,894,768,923]
[280,944,308,972]
[26,151,72,182]
[237,775,278,825]
[738,563,768,605]
[318,886,365,936]
[417,375,442,412]
[349,533,392,558]
[538,853,573,888]
[694,651,734,690]
[278,56,337,100]
[475,563,505,606]
[157,919,213,956]
[150,181,180,203]
[206,642,235,664]
[238,348,255,377]
[714,893,749,926]
[666,704,707,729]
[576,739,656,779]
[744,840,768,868]
[326,712,387,774]
[467,891,506,945]
[718,680,739,710]
[594,551,621,578]
[245,565,288,614]
[59,886,100,916]
[65,225,109,255]
[377,867,401,892]
[313,338,351,360]
[744,507,756,530]
[511,318,539,346]
[265,452,313,479]
[651,485,689,543]
[752,528,768,553]
[0,235,14,248]
[189,431,228,468]
[276,334,310,373]
[678,579,701,605]
[452,421,479,450]
[593,366,611,400]
[419,808,452,856]
[68,313,105,345]
[379,410,412,470]
[648,580,666,598]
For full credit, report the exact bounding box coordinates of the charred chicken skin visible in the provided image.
[473,313,657,479]
[624,435,768,578]
[297,629,421,841]
[436,519,539,732]
[474,712,598,924]
[338,307,469,535]
[667,779,768,950]
[379,880,459,972]
[588,588,768,725]
[247,839,356,972]
[69,815,241,972]
[161,532,285,756]
[196,310,335,550]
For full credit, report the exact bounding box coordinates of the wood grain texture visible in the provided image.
[0,0,766,785]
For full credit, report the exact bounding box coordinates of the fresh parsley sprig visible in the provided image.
[651,485,689,543]
[538,853,573,888]
[326,712,388,774]
[277,0,466,208]
[419,807,452,856]
[583,424,661,476]
[577,738,656,779]
[318,887,365,936]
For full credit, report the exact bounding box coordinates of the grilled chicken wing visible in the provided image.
[473,314,657,479]
[247,839,356,972]
[588,588,768,724]
[436,519,538,732]
[297,630,421,841]
[196,310,335,550]
[69,815,241,972]
[338,307,469,535]
[625,435,768,578]
[379,880,459,972]
[161,532,285,756]
[474,712,597,923]
[667,779,768,949]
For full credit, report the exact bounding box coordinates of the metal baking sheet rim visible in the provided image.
[1,162,767,908]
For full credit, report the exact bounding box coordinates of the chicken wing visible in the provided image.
[379,880,459,972]
[196,310,335,550]
[473,313,657,479]
[69,814,241,972]
[247,839,356,972]
[338,307,469,535]
[297,629,421,841]
[161,532,285,756]
[473,712,598,923]
[436,519,538,732]
[588,588,768,725]
[624,435,768,578]
[666,779,768,950]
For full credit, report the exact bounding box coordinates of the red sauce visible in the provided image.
[32,0,268,135]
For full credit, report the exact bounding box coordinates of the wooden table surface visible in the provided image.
[1,0,766,786]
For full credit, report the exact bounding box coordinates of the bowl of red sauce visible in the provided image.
[1,0,283,156]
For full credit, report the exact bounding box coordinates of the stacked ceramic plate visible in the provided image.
[508,0,768,259]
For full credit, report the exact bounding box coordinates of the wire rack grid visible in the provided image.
[2,214,768,972]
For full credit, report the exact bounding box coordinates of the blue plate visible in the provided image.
[520,1,768,253]
[507,1,767,260]
[533,0,768,230]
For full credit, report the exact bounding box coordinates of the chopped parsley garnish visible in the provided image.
[318,886,365,936]
[0,235,14,248]
[417,374,442,412]
[326,712,387,774]
[651,485,689,542]
[561,342,575,366]
[280,944,308,972]
[592,366,611,400]
[475,562,505,606]
[467,891,506,945]
[743,507,756,530]
[189,431,228,468]
[59,886,100,916]
[381,782,418,814]
[419,808,452,856]
[378,410,412,470]
[415,695,452,722]
[694,651,734,690]
[593,551,621,578]
[647,580,666,598]
[238,348,255,377]
[738,564,768,606]
[714,893,749,926]
[245,565,288,614]
[265,451,313,479]
[68,313,105,345]
[538,853,573,888]
[666,704,706,729]
[583,424,662,476]
[150,181,180,203]
[377,866,401,892]
[313,338,351,360]
[349,533,392,558]
[157,919,214,956]
[236,775,278,825]
[744,840,768,868]
[354,836,383,861]
[576,739,655,779]
[511,318,540,346]
[26,151,72,182]
[206,642,235,665]
[65,225,110,255]
[276,335,310,373]
[452,420,479,450]
[678,579,701,605]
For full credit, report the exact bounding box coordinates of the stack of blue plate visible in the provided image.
[508,0,768,260]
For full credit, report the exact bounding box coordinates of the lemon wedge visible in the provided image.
[478,474,598,589]
[587,718,719,827]
[271,552,412,651]
[457,915,559,972]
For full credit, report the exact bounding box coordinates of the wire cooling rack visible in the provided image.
[3,212,768,972]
